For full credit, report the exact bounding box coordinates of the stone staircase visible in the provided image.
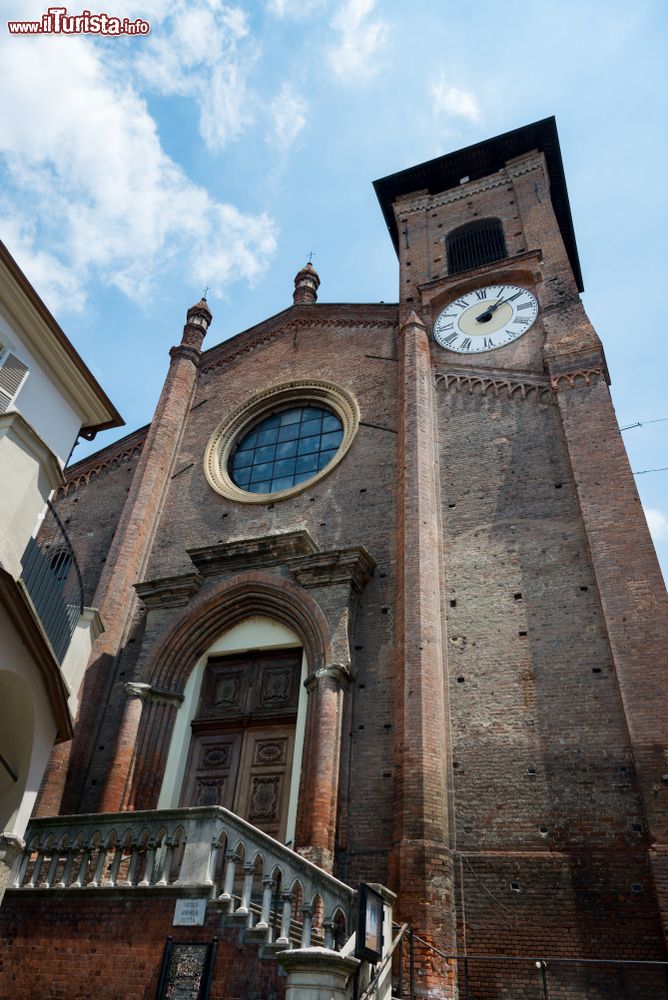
[9,805,395,998]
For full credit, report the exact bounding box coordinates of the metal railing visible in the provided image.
[359,923,413,1000]
[20,499,83,663]
[450,953,668,1000]
[387,929,668,1000]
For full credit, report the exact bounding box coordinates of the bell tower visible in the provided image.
[376,117,668,979]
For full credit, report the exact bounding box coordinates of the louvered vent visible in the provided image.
[0,351,30,414]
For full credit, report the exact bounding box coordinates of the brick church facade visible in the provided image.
[1,118,667,998]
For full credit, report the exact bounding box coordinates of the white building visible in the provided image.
[0,240,122,890]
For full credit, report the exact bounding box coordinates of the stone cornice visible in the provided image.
[419,249,544,300]
[289,546,376,593]
[187,530,319,577]
[134,572,203,609]
[169,344,201,367]
[186,532,375,595]
[394,152,546,222]
[200,309,398,376]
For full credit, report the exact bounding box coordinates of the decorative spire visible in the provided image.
[182,296,213,348]
[293,261,320,305]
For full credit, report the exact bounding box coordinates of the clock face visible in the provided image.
[433,284,539,354]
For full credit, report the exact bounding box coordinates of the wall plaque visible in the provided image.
[173,899,207,926]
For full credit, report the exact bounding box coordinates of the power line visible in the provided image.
[622,419,668,475]
[621,417,668,431]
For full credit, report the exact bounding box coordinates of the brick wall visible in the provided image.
[28,139,668,999]
[49,428,147,606]
[0,893,285,1000]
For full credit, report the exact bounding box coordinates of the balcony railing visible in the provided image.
[10,807,356,950]
[21,500,84,664]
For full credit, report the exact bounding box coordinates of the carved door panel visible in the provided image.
[198,652,301,720]
[180,649,301,839]
[233,725,296,841]
[180,731,242,808]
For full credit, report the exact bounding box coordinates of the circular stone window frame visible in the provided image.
[204,379,360,503]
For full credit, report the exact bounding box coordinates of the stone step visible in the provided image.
[260,940,291,960]
[219,910,251,929]
[241,925,271,944]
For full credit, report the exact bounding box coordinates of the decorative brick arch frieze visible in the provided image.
[435,368,553,403]
[549,366,605,391]
[56,440,145,497]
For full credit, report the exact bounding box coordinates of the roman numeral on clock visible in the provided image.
[514,317,530,325]
[516,302,533,310]
[475,289,488,300]
[483,337,494,349]
[454,298,468,309]
[460,338,472,350]
[442,333,457,345]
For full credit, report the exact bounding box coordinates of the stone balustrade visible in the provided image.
[10,806,355,949]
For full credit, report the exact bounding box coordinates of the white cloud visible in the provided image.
[0,213,86,314]
[0,31,277,312]
[645,508,668,541]
[266,0,327,17]
[267,84,308,152]
[431,75,482,123]
[328,0,388,81]
[135,3,257,151]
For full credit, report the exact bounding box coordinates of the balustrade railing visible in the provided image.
[11,807,355,950]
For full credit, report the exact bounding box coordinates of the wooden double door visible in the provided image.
[180,649,301,842]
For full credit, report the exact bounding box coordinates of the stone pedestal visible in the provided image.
[278,947,360,1000]
[0,832,24,902]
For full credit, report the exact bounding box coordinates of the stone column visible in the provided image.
[391,310,456,997]
[100,682,183,812]
[99,683,148,812]
[278,948,360,1000]
[295,664,350,871]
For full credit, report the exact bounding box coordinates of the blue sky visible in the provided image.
[1,0,667,580]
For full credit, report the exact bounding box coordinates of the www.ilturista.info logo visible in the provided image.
[7,7,150,34]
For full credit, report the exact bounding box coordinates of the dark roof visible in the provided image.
[373,116,583,293]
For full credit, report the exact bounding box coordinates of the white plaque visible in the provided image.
[173,898,207,926]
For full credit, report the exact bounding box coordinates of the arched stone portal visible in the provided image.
[100,570,357,869]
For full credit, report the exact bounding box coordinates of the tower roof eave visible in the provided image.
[373,116,584,293]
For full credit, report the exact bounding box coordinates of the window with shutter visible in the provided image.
[0,350,30,414]
[446,218,507,276]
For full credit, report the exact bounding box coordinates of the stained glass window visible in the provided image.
[229,406,344,494]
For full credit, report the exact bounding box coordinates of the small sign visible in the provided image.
[355,883,384,963]
[173,899,207,927]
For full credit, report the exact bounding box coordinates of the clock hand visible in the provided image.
[475,290,522,323]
